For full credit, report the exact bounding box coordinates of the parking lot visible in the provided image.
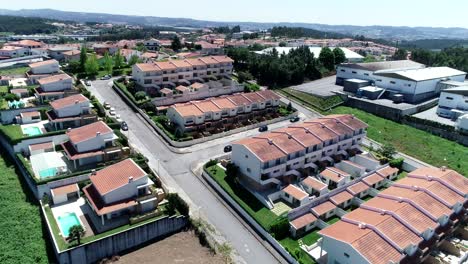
[413,106,456,127]
[289,75,343,98]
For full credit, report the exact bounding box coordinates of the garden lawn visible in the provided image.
[0,124,24,143]
[0,85,8,93]
[205,165,278,229]
[280,88,344,111]
[328,106,468,176]
[0,66,29,76]
[0,151,50,264]
[279,230,319,264]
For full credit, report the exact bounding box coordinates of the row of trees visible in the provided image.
[226,46,347,88]
[394,47,468,73]
[270,26,347,39]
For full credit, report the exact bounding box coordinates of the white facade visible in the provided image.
[436,87,468,118]
[41,78,73,92]
[320,236,371,264]
[54,101,90,118]
[102,176,150,204]
[30,60,60,74]
[73,131,115,153]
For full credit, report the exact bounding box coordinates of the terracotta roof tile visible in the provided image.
[21,111,40,117]
[320,167,350,183]
[51,183,79,197]
[211,97,236,109]
[29,141,53,151]
[29,59,58,68]
[362,173,386,186]
[50,94,89,110]
[66,121,112,143]
[347,181,370,195]
[234,137,286,162]
[37,73,72,85]
[408,167,468,195]
[301,177,327,191]
[377,166,399,178]
[135,63,161,72]
[83,184,137,216]
[283,184,308,200]
[290,213,317,229]
[330,191,353,205]
[311,201,336,216]
[155,61,177,70]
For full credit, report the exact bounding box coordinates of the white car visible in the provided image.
[109,108,116,116]
[104,102,111,109]
[115,114,123,123]
[85,80,92,86]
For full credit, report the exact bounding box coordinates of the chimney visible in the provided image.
[440,166,447,171]
[67,127,71,133]
[128,176,133,183]
[75,100,79,104]
[358,223,367,229]
[96,131,101,137]
[91,169,96,175]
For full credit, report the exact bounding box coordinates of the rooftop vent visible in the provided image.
[74,100,79,104]
[67,127,71,133]
[440,166,447,171]
[358,223,367,229]
[96,131,101,136]
[128,176,134,183]
[91,169,96,175]
[268,139,273,145]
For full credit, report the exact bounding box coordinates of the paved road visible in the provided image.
[87,80,286,264]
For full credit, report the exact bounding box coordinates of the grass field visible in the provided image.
[0,124,24,143]
[280,88,344,111]
[0,67,29,76]
[328,106,468,176]
[0,151,51,264]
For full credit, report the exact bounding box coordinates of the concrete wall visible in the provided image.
[14,134,69,154]
[1,106,46,124]
[43,210,189,264]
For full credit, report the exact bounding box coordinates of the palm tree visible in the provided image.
[67,225,85,245]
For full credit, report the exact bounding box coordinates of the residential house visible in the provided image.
[346,181,371,200]
[29,59,60,74]
[34,73,74,103]
[329,190,354,209]
[232,115,367,191]
[0,46,29,58]
[120,49,141,62]
[83,159,157,225]
[61,121,128,168]
[281,184,309,207]
[300,176,329,197]
[144,39,160,51]
[319,167,351,190]
[47,94,97,130]
[290,213,317,238]
[63,50,81,62]
[166,90,280,132]
[10,88,29,98]
[196,41,224,55]
[311,201,336,220]
[18,111,41,124]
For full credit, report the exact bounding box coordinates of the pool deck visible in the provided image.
[51,198,95,238]
[21,120,49,135]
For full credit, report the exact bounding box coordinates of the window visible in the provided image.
[352,71,357,74]
[446,97,454,100]
[340,69,345,72]
[246,168,251,172]
[344,253,350,258]
[377,79,382,82]
[284,193,290,198]
[390,81,396,84]
[364,73,369,76]
[245,155,249,158]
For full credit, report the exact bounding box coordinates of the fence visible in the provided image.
[113,83,297,148]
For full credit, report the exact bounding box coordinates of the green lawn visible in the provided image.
[0,124,24,143]
[0,99,7,110]
[0,66,29,76]
[205,165,279,229]
[396,171,408,180]
[326,216,340,225]
[280,88,344,111]
[327,106,468,176]
[279,230,319,264]
[0,151,51,264]
[0,85,8,93]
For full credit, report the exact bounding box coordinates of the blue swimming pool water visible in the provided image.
[22,126,42,136]
[39,168,58,178]
[57,212,81,237]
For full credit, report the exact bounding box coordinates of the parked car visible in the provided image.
[115,114,123,123]
[109,107,116,116]
[103,102,111,109]
[258,125,268,132]
[100,75,111,80]
[85,80,91,86]
[224,145,232,153]
[121,121,128,131]
[290,116,300,122]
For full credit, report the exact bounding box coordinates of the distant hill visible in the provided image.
[0,15,58,34]
[0,9,467,40]
[399,39,468,50]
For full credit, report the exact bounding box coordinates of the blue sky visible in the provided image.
[6,0,468,28]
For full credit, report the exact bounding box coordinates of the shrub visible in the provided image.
[4,93,19,102]
[225,162,239,180]
[205,159,218,168]
[269,217,289,240]
[389,158,404,170]
[165,193,189,216]
[135,91,147,101]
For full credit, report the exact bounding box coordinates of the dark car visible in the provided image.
[290,116,300,122]
[258,125,268,132]
[121,121,128,131]
[224,145,232,153]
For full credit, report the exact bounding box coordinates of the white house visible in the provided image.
[19,111,41,124]
[61,121,125,168]
[83,159,157,225]
[35,73,74,103]
[144,38,160,51]
[256,46,364,63]
[436,83,468,118]
[232,115,367,191]
[28,59,60,75]
[0,46,29,58]
[47,94,96,130]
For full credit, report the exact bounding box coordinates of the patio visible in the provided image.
[271,201,292,216]
[50,197,95,239]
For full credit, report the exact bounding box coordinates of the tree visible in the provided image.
[278,41,287,47]
[378,143,397,163]
[269,217,289,240]
[67,225,85,245]
[103,52,113,74]
[237,71,253,83]
[318,47,335,71]
[333,48,347,64]
[84,54,99,77]
[393,48,408,60]
[225,163,239,180]
[286,102,293,112]
[128,54,139,66]
[41,193,50,205]
[171,36,183,51]
[113,49,125,69]
[79,46,87,72]
[231,25,241,33]
[68,60,81,73]
[135,91,147,101]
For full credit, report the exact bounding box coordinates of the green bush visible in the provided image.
[389,158,404,170]
[205,159,218,168]
[165,193,189,216]
[269,217,290,240]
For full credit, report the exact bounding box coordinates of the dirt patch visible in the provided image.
[113,231,226,264]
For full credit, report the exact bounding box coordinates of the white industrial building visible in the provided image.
[337,60,467,103]
[436,82,468,118]
[256,47,364,62]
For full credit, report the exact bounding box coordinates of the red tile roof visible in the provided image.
[90,159,147,195]
[408,167,468,195]
[29,141,53,151]
[347,181,370,195]
[135,63,161,72]
[37,73,71,85]
[320,167,350,183]
[21,111,40,117]
[50,94,88,110]
[29,59,58,68]
[66,121,112,144]
[311,201,336,216]
[235,137,286,162]
[290,213,317,229]
[330,191,353,205]
[362,173,386,186]
[83,184,137,216]
[301,177,327,191]
[51,183,79,197]
[283,185,308,200]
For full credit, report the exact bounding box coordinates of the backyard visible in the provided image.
[0,66,29,76]
[0,151,51,264]
[280,88,344,111]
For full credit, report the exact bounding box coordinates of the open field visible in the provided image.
[0,151,51,264]
[0,67,29,76]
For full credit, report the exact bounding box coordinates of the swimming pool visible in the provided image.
[22,126,43,136]
[57,212,81,237]
[38,168,58,178]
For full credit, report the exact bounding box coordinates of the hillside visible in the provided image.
[0,9,467,40]
[0,15,58,34]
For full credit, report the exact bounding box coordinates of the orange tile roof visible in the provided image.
[37,73,71,85]
[67,121,112,144]
[169,59,192,68]
[282,184,308,200]
[323,114,368,130]
[242,92,264,103]
[135,63,161,72]
[362,196,438,234]
[51,183,79,197]
[21,111,40,117]
[195,100,220,113]
[155,61,178,70]
[29,141,53,151]
[408,167,468,195]
[362,173,386,186]
[91,159,147,195]
[256,89,280,100]
[227,93,252,105]
[62,50,81,56]
[302,177,327,191]
[185,58,206,67]
[198,56,218,64]
[290,213,317,229]
[83,184,137,216]
[377,166,399,178]
[320,167,350,183]
[29,59,58,68]
[12,40,43,46]
[311,118,354,135]
[175,85,188,92]
[160,88,173,95]
[50,94,88,110]
[347,181,370,195]
[212,55,234,63]
[234,137,286,162]
[330,191,353,205]
[301,122,338,142]
[211,97,236,109]
[258,132,305,155]
[191,82,205,90]
[173,103,203,117]
[319,221,404,264]
[311,201,336,216]
[380,186,453,219]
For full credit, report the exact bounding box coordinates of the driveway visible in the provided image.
[288,75,343,98]
[87,79,286,264]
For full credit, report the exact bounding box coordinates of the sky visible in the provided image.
[4,0,468,28]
